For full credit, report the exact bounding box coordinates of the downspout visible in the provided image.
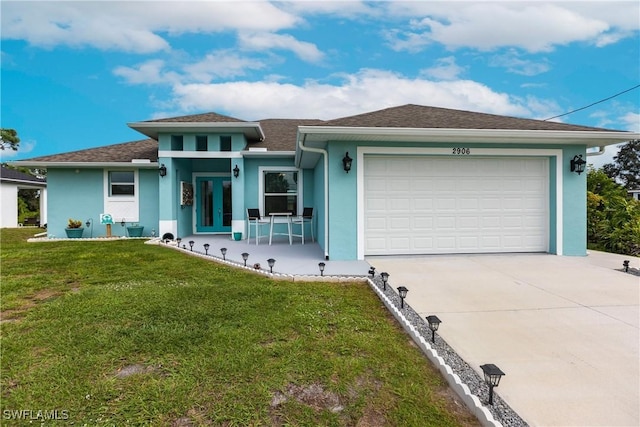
[298,134,330,260]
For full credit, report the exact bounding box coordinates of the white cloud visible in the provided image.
[1,1,300,53]
[183,51,267,82]
[420,56,465,80]
[384,2,637,53]
[114,60,180,85]
[621,111,640,133]
[0,140,35,161]
[163,68,537,120]
[489,50,550,76]
[238,32,324,63]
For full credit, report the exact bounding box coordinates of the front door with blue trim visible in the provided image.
[196,177,232,233]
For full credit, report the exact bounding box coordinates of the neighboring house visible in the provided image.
[13,104,639,260]
[629,189,640,201]
[0,165,47,228]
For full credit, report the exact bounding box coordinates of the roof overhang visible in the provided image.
[10,161,160,169]
[296,126,640,167]
[128,121,265,141]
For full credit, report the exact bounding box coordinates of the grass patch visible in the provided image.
[1,228,479,426]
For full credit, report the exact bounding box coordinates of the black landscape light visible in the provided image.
[242,252,249,266]
[397,286,408,309]
[426,315,442,343]
[318,262,326,276]
[380,272,389,290]
[623,260,630,272]
[267,258,276,273]
[480,364,505,405]
[570,155,586,175]
[188,240,194,251]
[368,266,376,278]
[176,237,182,246]
[220,247,227,260]
[204,243,210,255]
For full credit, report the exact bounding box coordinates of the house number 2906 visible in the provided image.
[452,147,471,155]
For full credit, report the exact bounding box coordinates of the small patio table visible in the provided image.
[269,212,293,245]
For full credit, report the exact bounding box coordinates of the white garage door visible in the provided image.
[364,156,548,255]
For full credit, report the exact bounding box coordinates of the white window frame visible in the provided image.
[258,166,302,216]
[104,169,140,223]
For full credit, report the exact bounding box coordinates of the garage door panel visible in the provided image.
[364,156,548,255]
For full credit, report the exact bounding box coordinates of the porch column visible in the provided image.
[231,157,245,240]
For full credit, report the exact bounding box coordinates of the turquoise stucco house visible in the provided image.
[15,104,638,260]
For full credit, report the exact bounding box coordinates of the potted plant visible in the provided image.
[126,223,144,237]
[65,218,84,238]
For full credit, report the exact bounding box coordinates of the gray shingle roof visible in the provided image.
[24,139,158,163]
[0,165,46,184]
[249,119,324,151]
[17,104,628,164]
[142,112,245,123]
[320,104,616,132]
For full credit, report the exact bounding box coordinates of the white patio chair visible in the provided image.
[247,208,270,245]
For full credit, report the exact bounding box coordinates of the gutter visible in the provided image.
[297,134,329,260]
[587,146,606,156]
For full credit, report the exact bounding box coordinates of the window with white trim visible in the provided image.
[109,171,135,196]
[261,169,300,215]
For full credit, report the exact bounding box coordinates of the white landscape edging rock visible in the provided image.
[366,278,503,427]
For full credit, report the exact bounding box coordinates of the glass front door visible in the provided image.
[196,177,232,233]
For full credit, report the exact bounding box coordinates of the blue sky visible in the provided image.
[2,1,639,168]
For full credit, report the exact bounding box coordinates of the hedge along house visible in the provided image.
[14,104,638,260]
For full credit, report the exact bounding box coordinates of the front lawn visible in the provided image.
[0,228,478,426]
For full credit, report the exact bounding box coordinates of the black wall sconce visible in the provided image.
[480,364,506,405]
[342,152,353,173]
[159,164,167,177]
[570,155,586,175]
[233,165,240,178]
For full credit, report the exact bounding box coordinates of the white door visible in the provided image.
[364,156,548,255]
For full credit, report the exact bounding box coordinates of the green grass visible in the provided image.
[1,228,478,426]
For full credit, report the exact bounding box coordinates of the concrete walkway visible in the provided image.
[367,252,639,427]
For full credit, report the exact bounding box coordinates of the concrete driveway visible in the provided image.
[367,251,639,427]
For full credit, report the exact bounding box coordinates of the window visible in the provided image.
[196,135,208,151]
[109,171,135,196]
[263,171,298,215]
[220,136,232,152]
[171,135,183,151]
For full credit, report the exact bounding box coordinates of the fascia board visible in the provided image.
[128,121,265,141]
[10,161,160,169]
[298,126,639,147]
[240,151,295,158]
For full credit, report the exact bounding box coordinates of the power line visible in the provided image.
[543,84,640,121]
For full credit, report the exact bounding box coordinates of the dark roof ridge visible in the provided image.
[142,112,246,123]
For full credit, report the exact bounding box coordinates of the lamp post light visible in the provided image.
[380,272,389,290]
[188,240,194,251]
[425,315,442,343]
[368,266,376,278]
[480,364,506,405]
[220,247,227,260]
[241,252,249,266]
[267,258,276,273]
[397,286,408,309]
[318,262,326,276]
[204,243,210,255]
[176,237,182,246]
[623,260,630,272]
